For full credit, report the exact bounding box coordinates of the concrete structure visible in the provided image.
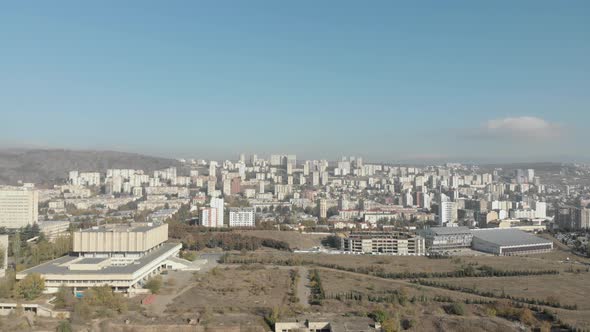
[228,207,255,227]
[210,197,225,227]
[470,229,553,256]
[38,220,70,242]
[439,200,457,226]
[200,207,218,228]
[419,226,473,251]
[17,223,182,294]
[0,187,38,229]
[73,223,168,256]
[341,231,425,255]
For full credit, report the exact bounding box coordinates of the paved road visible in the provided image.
[297,266,311,308]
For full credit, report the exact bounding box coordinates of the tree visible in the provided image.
[56,320,73,332]
[15,273,45,300]
[145,276,162,294]
[54,286,75,309]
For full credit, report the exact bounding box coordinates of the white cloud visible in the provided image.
[480,116,562,140]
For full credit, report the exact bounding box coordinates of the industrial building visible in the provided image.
[470,229,553,256]
[419,226,473,251]
[341,231,425,255]
[16,223,184,294]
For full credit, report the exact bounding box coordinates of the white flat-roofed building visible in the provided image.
[0,186,38,229]
[16,223,183,294]
[470,229,553,256]
[38,220,70,241]
[229,207,255,227]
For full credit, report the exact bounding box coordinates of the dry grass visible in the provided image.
[167,266,291,313]
[431,272,590,310]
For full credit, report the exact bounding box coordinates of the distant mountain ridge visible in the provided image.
[0,149,179,185]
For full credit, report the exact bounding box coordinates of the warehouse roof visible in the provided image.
[423,226,472,235]
[470,229,551,247]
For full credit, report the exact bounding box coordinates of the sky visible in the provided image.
[0,1,589,163]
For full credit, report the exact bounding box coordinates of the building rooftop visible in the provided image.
[425,226,472,235]
[17,242,180,277]
[470,229,551,247]
[78,222,161,233]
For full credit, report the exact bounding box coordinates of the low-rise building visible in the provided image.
[16,223,183,293]
[228,207,255,227]
[38,220,71,241]
[419,226,473,251]
[341,231,425,255]
[470,229,553,256]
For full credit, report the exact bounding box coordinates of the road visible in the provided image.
[296,266,310,308]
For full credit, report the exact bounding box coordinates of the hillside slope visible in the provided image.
[0,149,179,185]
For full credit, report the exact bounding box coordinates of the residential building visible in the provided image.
[0,187,38,229]
[341,232,425,256]
[229,207,255,227]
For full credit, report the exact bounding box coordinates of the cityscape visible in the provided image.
[1,1,590,332]
[0,154,589,331]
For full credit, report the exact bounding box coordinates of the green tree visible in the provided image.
[15,273,45,300]
[56,320,73,332]
[144,276,163,294]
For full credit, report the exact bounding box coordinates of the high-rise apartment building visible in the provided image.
[210,197,225,227]
[0,187,38,229]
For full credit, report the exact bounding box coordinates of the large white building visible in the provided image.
[471,229,553,256]
[0,187,38,229]
[16,223,183,293]
[229,207,255,227]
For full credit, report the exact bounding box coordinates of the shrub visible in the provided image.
[446,302,465,316]
[145,276,163,294]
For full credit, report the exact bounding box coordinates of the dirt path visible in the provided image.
[297,266,310,308]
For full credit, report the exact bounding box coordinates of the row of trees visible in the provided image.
[308,269,325,305]
[168,222,291,251]
[411,279,578,310]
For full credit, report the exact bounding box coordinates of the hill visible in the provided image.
[0,149,180,185]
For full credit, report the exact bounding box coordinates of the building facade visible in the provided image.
[341,232,425,256]
[228,207,255,227]
[0,187,38,229]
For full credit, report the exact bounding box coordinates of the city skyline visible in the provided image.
[1,1,589,162]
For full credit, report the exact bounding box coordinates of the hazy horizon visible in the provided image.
[1,1,588,162]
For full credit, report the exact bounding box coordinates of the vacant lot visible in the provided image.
[236,230,326,249]
[431,272,590,310]
[168,266,292,314]
[228,250,579,276]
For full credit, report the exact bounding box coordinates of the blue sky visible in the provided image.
[1,1,588,162]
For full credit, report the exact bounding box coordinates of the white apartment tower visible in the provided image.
[0,187,39,229]
[210,197,225,227]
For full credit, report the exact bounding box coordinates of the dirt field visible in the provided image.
[236,230,326,249]
[431,272,590,310]
[167,265,292,314]
[229,250,582,275]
